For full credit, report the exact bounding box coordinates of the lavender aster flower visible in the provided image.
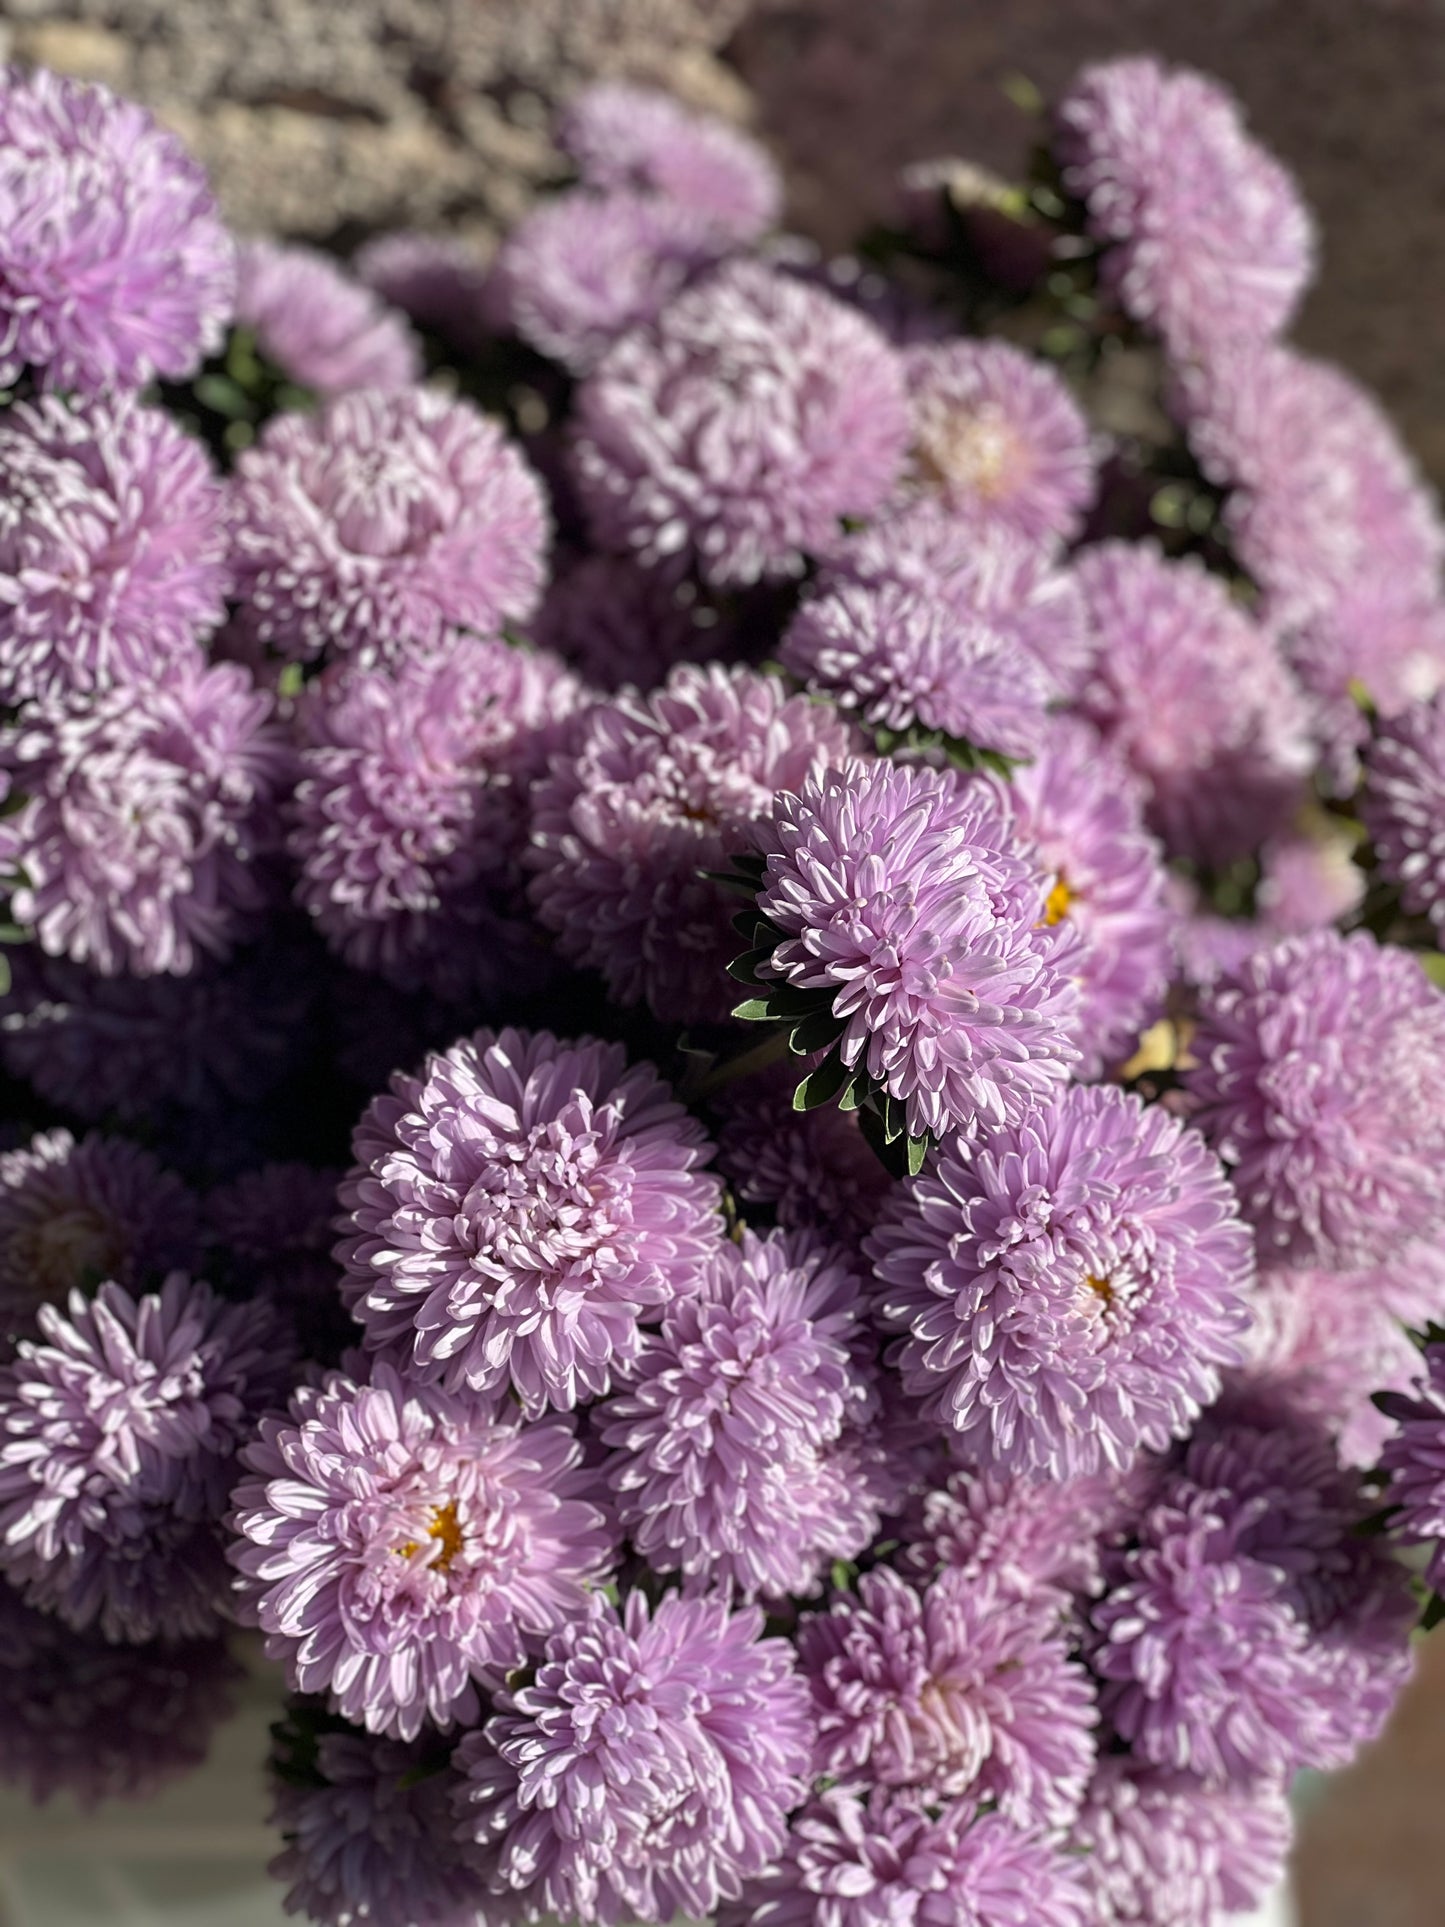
[336,1027,722,1412]
[600,1227,891,1597]
[559,83,782,240]
[353,230,492,356]
[0,1272,294,1640]
[234,239,422,394]
[1071,1757,1292,1927]
[571,261,909,587]
[288,638,580,996]
[1090,1409,1415,1783]
[1002,717,1173,1077]
[227,388,549,666]
[230,1361,613,1739]
[1255,823,1365,936]
[898,1463,1130,1601]
[206,1163,344,1353]
[1362,693,1445,937]
[0,64,235,393]
[455,1590,810,1925]
[750,758,1079,1143]
[528,663,854,1023]
[825,504,1091,700]
[870,1083,1253,1476]
[488,188,722,374]
[1076,540,1313,864]
[713,1066,890,1247]
[1055,58,1314,360]
[0,392,228,704]
[532,550,721,691]
[0,658,289,977]
[799,1566,1096,1827]
[902,340,1095,544]
[269,1713,489,1927]
[1379,1339,1445,1593]
[0,1586,240,1808]
[725,1789,1091,1927]
[779,578,1049,761]
[1184,930,1445,1269]
[0,1128,198,1343]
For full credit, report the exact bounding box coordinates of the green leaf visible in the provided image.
[793,1049,850,1111]
[277,662,306,701]
[707,869,767,899]
[731,997,774,1023]
[1420,953,1445,990]
[789,1007,845,1058]
[905,1134,931,1176]
[837,1075,864,1113]
[727,946,777,985]
[1423,1590,1445,1633]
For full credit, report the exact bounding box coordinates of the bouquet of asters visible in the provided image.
[0,43,1440,1927]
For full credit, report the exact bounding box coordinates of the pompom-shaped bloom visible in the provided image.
[1185,930,1445,1269]
[1075,540,1313,864]
[902,340,1095,543]
[713,1066,890,1247]
[269,1715,489,1927]
[600,1227,890,1597]
[0,1272,293,1640]
[0,1128,198,1344]
[353,230,492,355]
[528,663,855,1023]
[0,392,228,704]
[779,579,1049,760]
[725,1789,1091,1927]
[560,83,782,240]
[288,637,580,996]
[1362,693,1445,937]
[1002,717,1173,1076]
[1055,58,1314,360]
[234,238,421,394]
[824,504,1091,700]
[229,1361,614,1739]
[488,188,721,374]
[337,1027,722,1413]
[206,1162,345,1353]
[227,388,549,665]
[532,550,721,691]
[871,1083,1253,1476]
[0,64,235,393]
[572,261,909,587]
[0,1586,240,1808]
[752,758,1079,1143]
[799,1566,1096,1827]
[1256,823,1366,937]
[456,1590,811,1925]
[1378,1339,1445,1594]
[898,1463,1130,1602]
[1071,1757,1292,1927]
[1089,1409,1415,1783]
[0,659,289,977]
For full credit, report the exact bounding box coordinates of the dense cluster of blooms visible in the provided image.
[1,49,1444,1927]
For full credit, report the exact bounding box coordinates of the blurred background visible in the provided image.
[0,1,1440,1921]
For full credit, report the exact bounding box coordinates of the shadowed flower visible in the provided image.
[712,1065,890,1247]
[1362,692,1445,938]
[1378,1338,1445,1594]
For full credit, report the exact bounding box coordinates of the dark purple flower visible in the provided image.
[724,1788,1091,1927]
[0,1128,198,1344]
[230,1360,614,1739]
[287,637,580,996]
[455,1590,811,1925]
[1362,693,1445,937]
[799,1565,1096,1827]
[871,1083,1253,1477]
[528,663,855,1023]
[353,230,492,356]
[1002,716,1173,1077]
[1089,1409,1416,1783]
[0,63,235,393]
[0,657,290,977]
[227,388,549,666]
[600,1227,892,1597]
[235,239,421,393]
[0,1272,294,1640]
[779,577,1050,761]
[205,1163,343,1347]
[751,758,1080,1142]
[571,261,910,587]
[531,550,722,691]
[1379,1339,1445,1594]
[0,392,229,704]
[559,83,782,240]
[1075,540,1312,865]
[1071,1756,1292,1927]
[1055,57,1314,360]
[902,340,1095,544]
[336,1027,722,1413]
[712,1065,890,1247]
[1185,930,1445,1270]
[269,1714,490,1927]
[0,1584,240,1807]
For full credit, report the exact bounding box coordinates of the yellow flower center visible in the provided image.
[1084,1273,1114,1307]
[395,1502,465,1573]
[914,404,1021,502]
[1042,874,1074,926]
